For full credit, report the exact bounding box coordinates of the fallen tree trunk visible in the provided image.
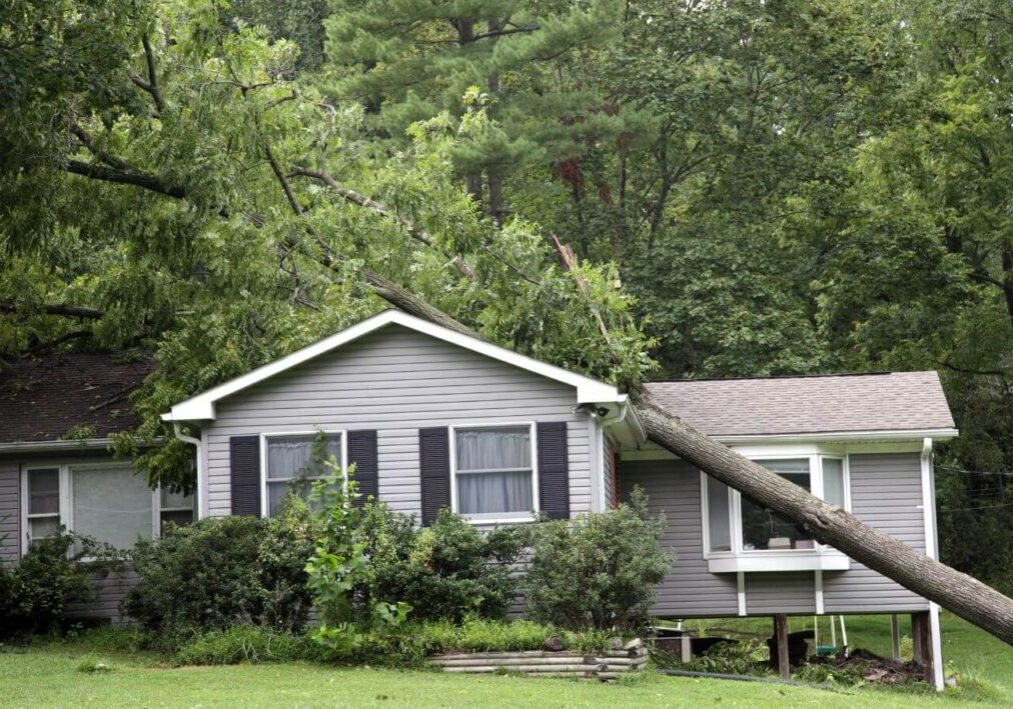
[638,403,1013,646]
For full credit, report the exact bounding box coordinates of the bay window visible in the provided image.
[452,424,536,520]
[263,432,343,517]
[703,453,851,572]
[22,463,195,554]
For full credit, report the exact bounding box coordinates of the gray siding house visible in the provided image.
[1,310,957,688]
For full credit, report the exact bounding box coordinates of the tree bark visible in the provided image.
[637,402,1013,646]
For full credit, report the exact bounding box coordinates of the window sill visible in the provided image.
[707,550,850,573]
[461,514,537,526]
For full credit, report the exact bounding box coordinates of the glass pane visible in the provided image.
[741,459,813,550]
[458,470,533,515]
[72,466,153,549]
[160,510,195,533]
[160,487,193,510]
[267,434,341,480]
[30,516,60,542]
[823,458,845,508]
[28,468,60,514]
[456,427,530,471]
[706,476,731,552]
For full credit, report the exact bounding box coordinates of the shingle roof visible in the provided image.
[0,352,153,444]
[644,371,955,436]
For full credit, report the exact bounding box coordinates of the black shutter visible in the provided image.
[537,421,570,520]
[348,429,379,507]
[230,435,261,516]
[419,427,450,526]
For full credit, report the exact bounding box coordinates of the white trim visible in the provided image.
[259,430,346,518]
[815,570,824,615]
[162,310,625,421]
[591,419,605,513]
[920,438,937,559]
[449,422,539,525]
[708,552,850,573]
[737,571,747,616]
[713,428,958,444]
[929,603,944,691]
[2,438,116,454]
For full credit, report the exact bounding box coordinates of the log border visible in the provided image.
[429,648,649,679]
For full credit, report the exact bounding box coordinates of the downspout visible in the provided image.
[921,437,945,691]
[172,423,205,520]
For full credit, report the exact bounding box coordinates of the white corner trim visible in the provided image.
[737,571,747,616]
[920,438,937,560]
[929,603,944,691]
[815,570,824,615]
[162,310,624,421]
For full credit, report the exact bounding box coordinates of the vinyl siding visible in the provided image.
[0,461,19,562]
[204,325,593,519]
[620,459,739,617]
[823,453,929,612]
[65,569,139,624]
[746,573,816,614]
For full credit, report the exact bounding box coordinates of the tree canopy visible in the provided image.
[2,0,1013,595]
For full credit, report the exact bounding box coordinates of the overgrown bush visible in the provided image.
[0,529,119,639]
[364,506,524,622]
[124,495,317,648]
[172,625,317,666]
[524,487,671,630]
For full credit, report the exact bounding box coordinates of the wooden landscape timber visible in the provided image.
[429,647,649,679]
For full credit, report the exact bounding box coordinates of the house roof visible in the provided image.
[163,310,626,421]
[643,371,956,438]
[0,351,152,445]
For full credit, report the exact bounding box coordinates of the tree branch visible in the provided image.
[0,302,104,319]
[290,166,475,278]
[63,159,189,198]
[128,34,166,113]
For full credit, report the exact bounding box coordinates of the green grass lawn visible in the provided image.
[1,613,1009,708]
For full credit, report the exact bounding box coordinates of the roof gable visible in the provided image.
[163,310,624,421]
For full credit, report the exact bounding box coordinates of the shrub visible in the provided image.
[172,625,317,666]
[524,487,671,630]
[0,529,119,639]
[124,495,316,648]
[366,507,524,622]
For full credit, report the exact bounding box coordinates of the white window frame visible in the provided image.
[20,462,194,556]
[449,422,539,525]
[700,449,852,573]
[259,430,347,518]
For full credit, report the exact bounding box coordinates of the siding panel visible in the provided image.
[0,461,20,562]
[620,459,739,617]
[824,453,929,613]
[205,325,592,519]
[746,573,816,614]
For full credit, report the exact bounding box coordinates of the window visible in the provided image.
[160,488,196,533]
[21,464,194,552]
[264,433,343,517]
[453,425,536,519]
[741,459,812,551]
[702,454,851,571]
[26,467,61,544]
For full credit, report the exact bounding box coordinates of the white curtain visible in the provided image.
[267,435,341,516]
[456,428,532,515]
[72,466,152,550]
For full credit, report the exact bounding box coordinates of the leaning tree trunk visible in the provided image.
[375,291,1013,646]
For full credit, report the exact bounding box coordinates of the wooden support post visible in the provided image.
[911,611,932,670]
[774,614,790,678]
[890,614,901,661]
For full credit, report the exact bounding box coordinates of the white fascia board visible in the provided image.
[162,310,623,422]
[711,428,959,444]
[0,438,116,453]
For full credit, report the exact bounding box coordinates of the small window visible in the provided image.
[706,475,732,552]
[265,433,342,516]
[159,487,195,533]
[71,465,153,550]
[26,467,61,544]
[454,426,534,516]
[741,459,813,551]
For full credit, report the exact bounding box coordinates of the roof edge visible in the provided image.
[0,438,116,454]
[163,310,623,422]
